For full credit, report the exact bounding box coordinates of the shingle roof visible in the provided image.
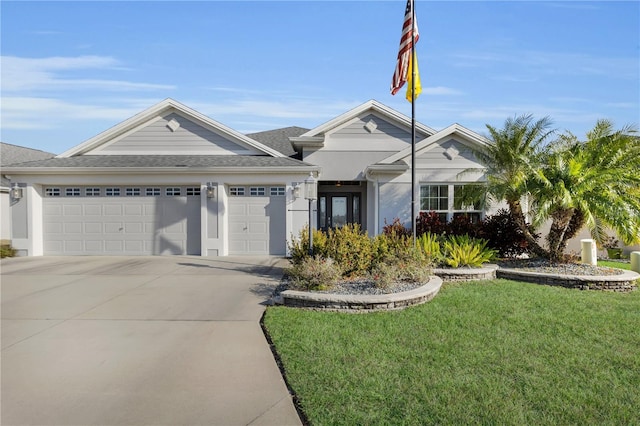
[246,126,308,157]
[3,155,313,169]
[1,142,56,166]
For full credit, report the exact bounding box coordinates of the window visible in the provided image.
[270,187,286,196]
[65,188,81,197]
[186,187,201,196]
[165,187,181,196]
[420,184,485,222]
[46,188,61,197]
[105,187,120,197]
[250,187,266,196]
[229,187,245,196]
[146,188,161,196]
[420,185,448,211]
[125,187,141,196]
[85,188,100,196]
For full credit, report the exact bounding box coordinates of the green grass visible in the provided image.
[599,260,632,270]
[264,279,640,425]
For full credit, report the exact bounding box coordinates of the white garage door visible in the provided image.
[43,186,201,255]
[228,186,286,255]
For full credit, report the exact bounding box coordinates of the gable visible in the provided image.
[416,138,480,166]
[323,113,426,152]
[87,112,263,156]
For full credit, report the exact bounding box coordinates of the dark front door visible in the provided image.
[318,193,361,231]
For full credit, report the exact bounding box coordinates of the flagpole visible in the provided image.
[411,0,417,246]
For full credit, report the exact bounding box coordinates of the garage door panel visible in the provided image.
[84,223,102,234]
[104,241,124,253]
[44,204,63,215]
[84,240,102,250]
[64,205,83,216]
[248,223,267,234]
[124,222,144,233]
[229,204,247,215]
[63,223,83,234]
[103,205,122,216]
[84,204,102,215]
[124,204,143,215]
[46,222,63,233]
[104,223,123,234]
[64,241,83,252]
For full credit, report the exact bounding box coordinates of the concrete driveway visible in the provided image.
[1,256,301,426]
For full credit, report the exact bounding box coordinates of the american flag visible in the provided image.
[390,0,419,95]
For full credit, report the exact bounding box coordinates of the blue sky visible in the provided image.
[1,1,638,155]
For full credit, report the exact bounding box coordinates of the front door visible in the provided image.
[318,193,361,231]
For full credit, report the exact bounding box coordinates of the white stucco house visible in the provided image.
[2,99,492,257]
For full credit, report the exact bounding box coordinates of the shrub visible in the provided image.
[369,262,400,290]
[324,224,373,277]
[286,256,342,291]
[1,245,17,258]
[442,235,497,268]
[416,211,448,236]
[447,214,482,238]
[382,218,411,238]
[287,226,329,265]
[482,209,537,258]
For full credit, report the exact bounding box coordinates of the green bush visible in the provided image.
[323,224,373,277]
[286,256,342,291]
[287,226,327,265]
[442,235,497,268]
[1,245,16,258]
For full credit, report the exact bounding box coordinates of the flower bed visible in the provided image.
[496,260,638,292]
[278,276,442,311]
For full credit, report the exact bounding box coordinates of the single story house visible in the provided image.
[3,99,491,257]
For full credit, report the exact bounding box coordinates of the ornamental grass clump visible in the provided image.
[286,256,342,291]
[442,235,497,268]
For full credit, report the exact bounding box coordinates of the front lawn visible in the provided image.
[263,279,640,425]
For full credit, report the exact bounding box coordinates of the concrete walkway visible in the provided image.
[1,256,301,426]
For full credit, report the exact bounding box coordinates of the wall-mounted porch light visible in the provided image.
[10,184,23,200]
[206,183,216,199]
[292,183,302,199]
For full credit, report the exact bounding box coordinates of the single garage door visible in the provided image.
[228,186,286,255]
[43,186,201,255]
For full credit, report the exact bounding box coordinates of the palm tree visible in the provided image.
[474,114,555,257]
[528,120,640,261]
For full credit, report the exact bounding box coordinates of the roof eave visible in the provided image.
[2,165,321,176]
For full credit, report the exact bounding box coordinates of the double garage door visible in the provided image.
[43,185,286,256]
[43,186,202,255]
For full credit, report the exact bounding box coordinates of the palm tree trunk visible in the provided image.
[547,208,578,262]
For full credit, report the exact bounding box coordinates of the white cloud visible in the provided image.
[1,55,175,92]
[1,97,145,130]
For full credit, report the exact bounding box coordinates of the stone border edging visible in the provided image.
[433,264,498,282]
[280,276,443,311]
[496,267,639,292]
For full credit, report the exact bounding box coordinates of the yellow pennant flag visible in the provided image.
[405,50,422,102]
